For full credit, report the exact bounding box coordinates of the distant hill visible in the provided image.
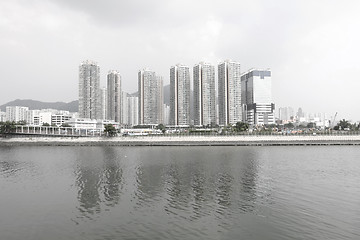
[0,99,78,112]
[0,84,185,113]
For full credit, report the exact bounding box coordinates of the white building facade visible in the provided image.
[6,106,29,122]
[218,60,242,126]
[241,69,275,126]
[100,87,107,120]
[52,112,75,127]
[193,62,216,126]
[128,95,138,126]
[121,91,129,126]
[170,64,191,126]
[25,110,40,125]
[163,104,170,126]
[138,69,163,125]
[79,60,101,120]
[0,111,6,122]
[107,70,121,123]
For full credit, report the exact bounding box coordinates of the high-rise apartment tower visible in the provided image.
[107,70,121,122]
[100,87,107,120]
[78,60,101,119]
[193,62,216,126]
[170,64,191,126]
[138,69,163,125]
[218,60,242,126]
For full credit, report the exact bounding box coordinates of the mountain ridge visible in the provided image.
[0,99,78,112]
[0,84,173,113]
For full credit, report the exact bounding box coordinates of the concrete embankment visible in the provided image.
[1,135,360,146]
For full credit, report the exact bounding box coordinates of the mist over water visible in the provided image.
[1,146,359,240]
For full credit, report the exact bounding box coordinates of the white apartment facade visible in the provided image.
[164,104,170,126]
[193,62,216,126]
[138,69,163,125]
[78,60,101,120]
[121,91,129,126]
[218,60,242,126]
[6,106,29,122]
[52,113,75,127]
[100,87,107,120]
[107,70,121,123]
[128,95,138,126]
[0,111,6,122]
[170,64,191,126]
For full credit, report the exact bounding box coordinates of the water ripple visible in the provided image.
[1,146,360,240]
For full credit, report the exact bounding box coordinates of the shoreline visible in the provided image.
[1,135,360,146]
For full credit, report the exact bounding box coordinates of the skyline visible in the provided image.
[1,0,360,120]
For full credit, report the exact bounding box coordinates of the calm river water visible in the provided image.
[0,146,359,240]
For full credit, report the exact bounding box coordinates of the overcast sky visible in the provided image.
[1,0,360,120]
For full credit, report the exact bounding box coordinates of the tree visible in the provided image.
[335,119,351,130]
[266,124,277,128]
[61,123,71,128]
[104,124,117,137]
[234,122,249,132]
[156,123,166,133]
[17,120,27,125]
[0,121,16,137]
[42,123,50,127]
[307,122,316,128]
[284,122,294,128]
[222,124,234,134]
[210,122,218,128]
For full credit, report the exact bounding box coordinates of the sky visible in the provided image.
[1,0,360,121]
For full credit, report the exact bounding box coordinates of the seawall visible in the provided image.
[1,135,360,146]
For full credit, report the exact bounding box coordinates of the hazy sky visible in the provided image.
[1,0,360,120]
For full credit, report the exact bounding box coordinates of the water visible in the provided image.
[0,146,359,240]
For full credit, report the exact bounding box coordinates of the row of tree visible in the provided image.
[2,119,358,138]
[283,119,358,131]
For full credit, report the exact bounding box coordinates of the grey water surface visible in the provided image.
[0,146,359,240]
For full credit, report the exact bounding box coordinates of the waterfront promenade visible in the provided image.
[1,134,360,146]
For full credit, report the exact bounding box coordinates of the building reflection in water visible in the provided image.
[102,147,123,207]
[73,146,261,222]
[75,148,102,217]
[237,149,259,214]
[163,161,192,213]
[134,149,165,208]
[163,147,260,218]
[75,147,124,217]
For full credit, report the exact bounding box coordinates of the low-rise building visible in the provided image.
[65,118,97,129]
[26,110,40,125]
[96,120,120,130]
[0,111,6,122]
[6,106,29,123]
[51,111,76,127]
[65,118,119,130]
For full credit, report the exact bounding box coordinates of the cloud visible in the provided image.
[1,0,360,120]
